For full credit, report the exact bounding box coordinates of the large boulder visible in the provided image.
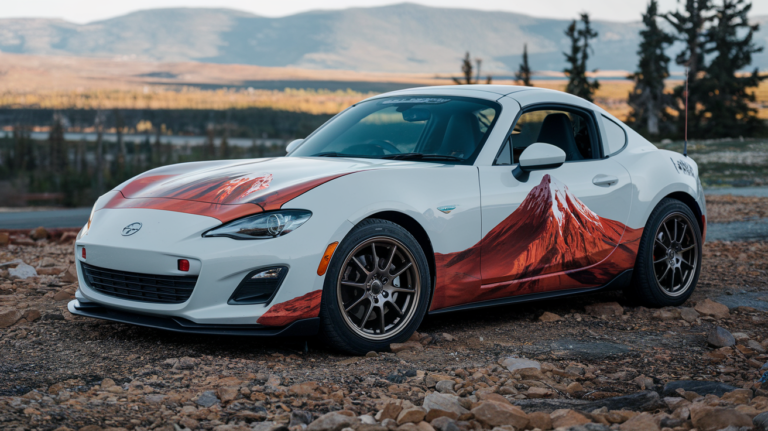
[694,299,730,319]
[754,411,768,431]
[422,393,469,417]
[707,326,736,347]
[470,401,529,429]
[691,405,752,431]
[501,357,541,373]
[550,409,590,429]
[0,307,22,328]
[306,412,359,431]
[9,263,37,279]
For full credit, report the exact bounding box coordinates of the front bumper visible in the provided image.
[74,207,351,326]
[68,299,319,336]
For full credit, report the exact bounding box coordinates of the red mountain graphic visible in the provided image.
[431,174,642,310]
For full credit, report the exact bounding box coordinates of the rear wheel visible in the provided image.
[628,198,702,306]
[319,219,430,354]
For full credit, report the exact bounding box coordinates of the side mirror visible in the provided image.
[512,143,566,182]
[286,139,304,154]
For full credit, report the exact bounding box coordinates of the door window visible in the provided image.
[495,108,600,165]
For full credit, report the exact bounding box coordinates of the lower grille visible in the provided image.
[82,263,198,304]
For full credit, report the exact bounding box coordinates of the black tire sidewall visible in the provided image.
[632,198,703,306]
[319,219,431,354]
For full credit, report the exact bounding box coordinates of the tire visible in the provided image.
[627,198,702,307]
[319,218,431,355]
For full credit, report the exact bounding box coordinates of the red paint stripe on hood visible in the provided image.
[103,171,358,222]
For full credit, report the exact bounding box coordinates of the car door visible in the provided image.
[476,101,633,302]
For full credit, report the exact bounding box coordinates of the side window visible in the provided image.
[494,108,600,165]
[602,115,627,155]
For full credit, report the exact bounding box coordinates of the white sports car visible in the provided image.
[70,85,706,354]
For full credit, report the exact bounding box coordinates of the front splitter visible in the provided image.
[68,299,319,337]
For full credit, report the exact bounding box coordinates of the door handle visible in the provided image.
[592,175,619,187]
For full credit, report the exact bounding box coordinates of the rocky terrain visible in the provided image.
[0,195,767,431]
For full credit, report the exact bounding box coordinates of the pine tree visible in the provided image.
[515,44,533,86]
[698,0,765,137]
[48,113,67,173]
[452,52,492,85]
[564,14,600,102]
[628,0,675,136]
[665,0,714,135]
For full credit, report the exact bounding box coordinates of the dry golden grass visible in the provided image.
[1,53,766,120]
[0,88,374,115]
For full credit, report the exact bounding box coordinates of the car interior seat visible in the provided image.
[536,113,583,161]
[439,113,481,158]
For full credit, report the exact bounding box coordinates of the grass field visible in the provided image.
[656,138,768,188]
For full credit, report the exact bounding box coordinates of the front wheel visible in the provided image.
[319,219,431,354]
[628,198,702,307]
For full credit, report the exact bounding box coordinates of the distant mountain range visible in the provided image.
[0,3,766,74]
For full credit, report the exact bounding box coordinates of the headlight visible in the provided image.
[79,191,119,239]
[203,210,312,240]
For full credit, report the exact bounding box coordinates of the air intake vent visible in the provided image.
[228,266,288,305]
[82,263,197,304]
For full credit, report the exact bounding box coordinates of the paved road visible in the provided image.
[0,208,90,229]
[704,186,768,197]
[706,218,768,242]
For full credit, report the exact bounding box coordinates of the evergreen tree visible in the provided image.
[665,0,714,134]
[628,0,675,136]
[452,52,492,85]
[698,0,765,137]
[564,14,600,102]
[48,113,67,173]
[515,44,533,86]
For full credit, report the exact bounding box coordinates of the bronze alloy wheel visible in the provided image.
[336,237,421,341]
[652,212,699,297]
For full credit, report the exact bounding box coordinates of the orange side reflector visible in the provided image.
[317,242,339,276]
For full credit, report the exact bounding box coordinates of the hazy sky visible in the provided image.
[3,0,767,24]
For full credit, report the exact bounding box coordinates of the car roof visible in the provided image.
[365,84,529,101]
[364,85,599,107]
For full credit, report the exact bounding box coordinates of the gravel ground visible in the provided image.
[0,196,767,431]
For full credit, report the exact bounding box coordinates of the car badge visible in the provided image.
[437,205,457,214]
[122,222,142,236]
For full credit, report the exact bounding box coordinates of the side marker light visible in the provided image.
[317,242,339,276]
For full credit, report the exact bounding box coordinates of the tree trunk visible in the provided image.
[95,111,105,196]
[647,95,659,135]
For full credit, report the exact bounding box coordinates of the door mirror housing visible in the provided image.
[286,139,304,154]
[512,142,566,181]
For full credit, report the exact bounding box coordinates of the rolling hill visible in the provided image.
[0,3,765,74]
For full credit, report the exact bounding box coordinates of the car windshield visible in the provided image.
[289,96,500,163]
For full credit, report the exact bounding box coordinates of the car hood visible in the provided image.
[103,157,424,222]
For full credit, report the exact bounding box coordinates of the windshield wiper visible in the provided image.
[313,152,372,158]
[382,153,465,161]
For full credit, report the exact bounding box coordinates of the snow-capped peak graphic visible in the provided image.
[431,174,643,311]
[521,175,603,234]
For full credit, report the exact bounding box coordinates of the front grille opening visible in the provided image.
[82,263,198,304]
[228,266,288,305]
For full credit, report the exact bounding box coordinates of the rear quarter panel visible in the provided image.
[611,127,705,232]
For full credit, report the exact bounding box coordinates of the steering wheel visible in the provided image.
[345,140,401,156]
